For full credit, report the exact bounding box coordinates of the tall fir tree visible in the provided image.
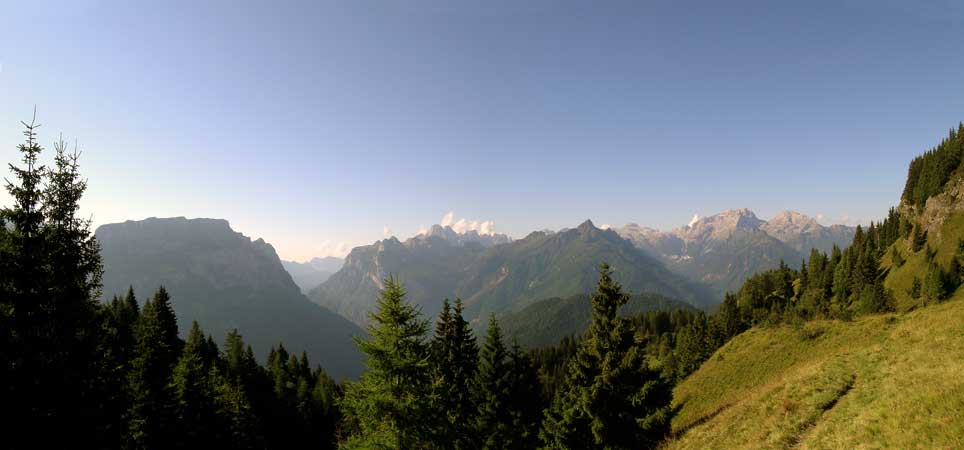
[170,321,222,449]
[126,286,182,449]
[474,315,513,450]
[541,264,672,450]
[506,342,546,450]
[0,117,106,448]
[431,298,480,450]
[339,277,435,449]
[473,316,545,449]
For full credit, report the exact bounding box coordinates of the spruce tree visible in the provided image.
[0,118,106,448]
[922,263,947,304]
[475,315,513,450]
[541,264,672,450]
[215,377,263,450]
[171,322,221,448]
[126,287,182,449]
[339,276,434,449]
[506,342,545,450]
[431,298,479,450]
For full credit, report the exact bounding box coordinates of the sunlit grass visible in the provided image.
[885,211,964,311]
[666,294,964,449]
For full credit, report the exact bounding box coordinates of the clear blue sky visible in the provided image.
[2,0,963,261]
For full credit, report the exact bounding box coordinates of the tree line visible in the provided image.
[902,123,964,207]
[338,266,676,449]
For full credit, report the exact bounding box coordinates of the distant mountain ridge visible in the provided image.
[309,220,714,327]
[282,256,343,293]
[418,224,513,247]
[616,209,855,297]
[97,217,364,379]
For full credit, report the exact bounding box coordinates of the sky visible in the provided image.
[2,0,964,261]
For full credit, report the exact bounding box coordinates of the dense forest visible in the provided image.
[902,123,964,207]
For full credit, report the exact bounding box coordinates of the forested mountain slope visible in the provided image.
[312,220,713,327]
[97,217,365,379]
[456,220,714,320]
[499,292,696,348]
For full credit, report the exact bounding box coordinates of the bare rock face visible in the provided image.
[762,210,856,254]
[616,209,855,297]
[911,174,964,241]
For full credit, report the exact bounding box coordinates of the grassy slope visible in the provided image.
[668,212,964,449]
[668,292,964,449]
[884,211,964,311]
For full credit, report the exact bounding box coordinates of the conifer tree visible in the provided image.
[171,321,221,448]
[912,225,927,252]
[431,298,479,449]
[541,264,672,450]
[215,377,263,450]
[475,315,513,449]
[922,263,948,304]
[126,287,182,449]
[909,276,923,301]
[339,277,434,449]
[890,246,905,268]
[0,117,106,448]
[506,342,545,450]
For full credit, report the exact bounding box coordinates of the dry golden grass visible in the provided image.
[666,296,964,449]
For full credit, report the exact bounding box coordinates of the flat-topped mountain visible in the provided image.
[97,217,364,379]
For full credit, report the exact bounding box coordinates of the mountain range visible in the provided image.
[97,217,365,379]
[308,220,714,327]
[282,256,344,293]
[94,210,853,376]
[616,209,855,296]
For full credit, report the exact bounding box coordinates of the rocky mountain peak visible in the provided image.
[763,211,821,235]
[678,208,764,241]
[416,224,511,248]
[576,219,598,233]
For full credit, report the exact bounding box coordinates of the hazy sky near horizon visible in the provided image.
[2,0,964,261]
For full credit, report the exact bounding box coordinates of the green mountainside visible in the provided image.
[311,220,714,327]
[97,217,365,379]
[499,292,696,348]
[309,232,486,325]
[456,220,714,320]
